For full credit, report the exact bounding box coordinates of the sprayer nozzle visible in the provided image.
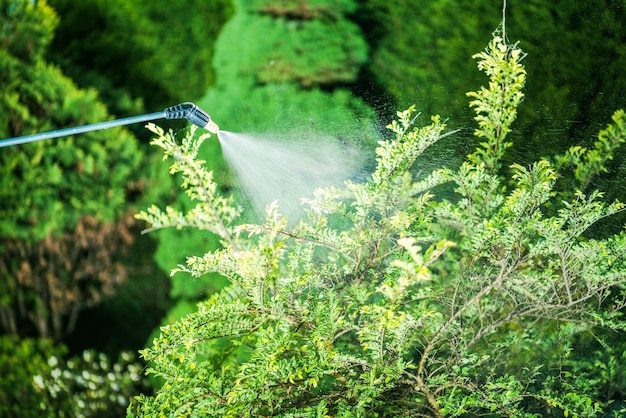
[204,119,220,134]
[164,102,219,134]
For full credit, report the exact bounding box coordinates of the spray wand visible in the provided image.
[0,102,219,148]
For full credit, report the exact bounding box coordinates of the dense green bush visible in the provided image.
[47,0,234,115]
[0,0,177,353]
[0,0,151,341]
[130,34,626,416]
[212,0,366,89]
[199,0,377,144]
[0,0,143,241]
[199,0,378,147]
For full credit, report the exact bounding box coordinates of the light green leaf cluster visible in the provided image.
[131,32,626,417]
[135,124,241,247]
[466,36,526,172]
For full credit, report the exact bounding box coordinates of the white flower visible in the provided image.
[33,375,45,389]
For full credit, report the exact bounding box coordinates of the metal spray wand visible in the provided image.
[0,102,219,148]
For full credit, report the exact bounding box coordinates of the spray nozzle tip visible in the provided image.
[204,120,220,134]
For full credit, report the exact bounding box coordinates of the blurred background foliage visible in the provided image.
[47,0,234,118]
[0,335,144,417]
[0,0,624,415]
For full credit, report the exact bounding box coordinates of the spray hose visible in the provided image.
[0,102,219,148]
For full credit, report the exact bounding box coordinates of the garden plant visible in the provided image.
[130,33,626,417]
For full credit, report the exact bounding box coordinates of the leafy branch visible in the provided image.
[130,30,626,418]
[135,124,241,248]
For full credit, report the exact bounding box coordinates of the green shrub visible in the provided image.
[130,34,626,417]
[0,0,151,340]
[0,0,143,241]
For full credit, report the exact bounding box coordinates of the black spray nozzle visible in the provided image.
[164,102,219,134]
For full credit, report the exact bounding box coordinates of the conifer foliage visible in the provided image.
[0,0,144,341]
[130,35,626,417]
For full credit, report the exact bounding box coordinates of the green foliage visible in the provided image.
[0,0,159,351]
[202,0,372,133]
[201,0,374,136]
[131,33,626,417]
[47,0,234,114]
[0,335,65,417]
[0,0,143,241]
[0,335,143,418]
[359,0,626,166]
[137,125,236,320]
[554,109,626,193]
[130,110,451,417]
[137,124,242,244]
[0,78,142,241]
[466,37,526,172]
[358,0,497,118]
[0,0,58,62]
[213,6,367,88]
[156,0,379,321]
